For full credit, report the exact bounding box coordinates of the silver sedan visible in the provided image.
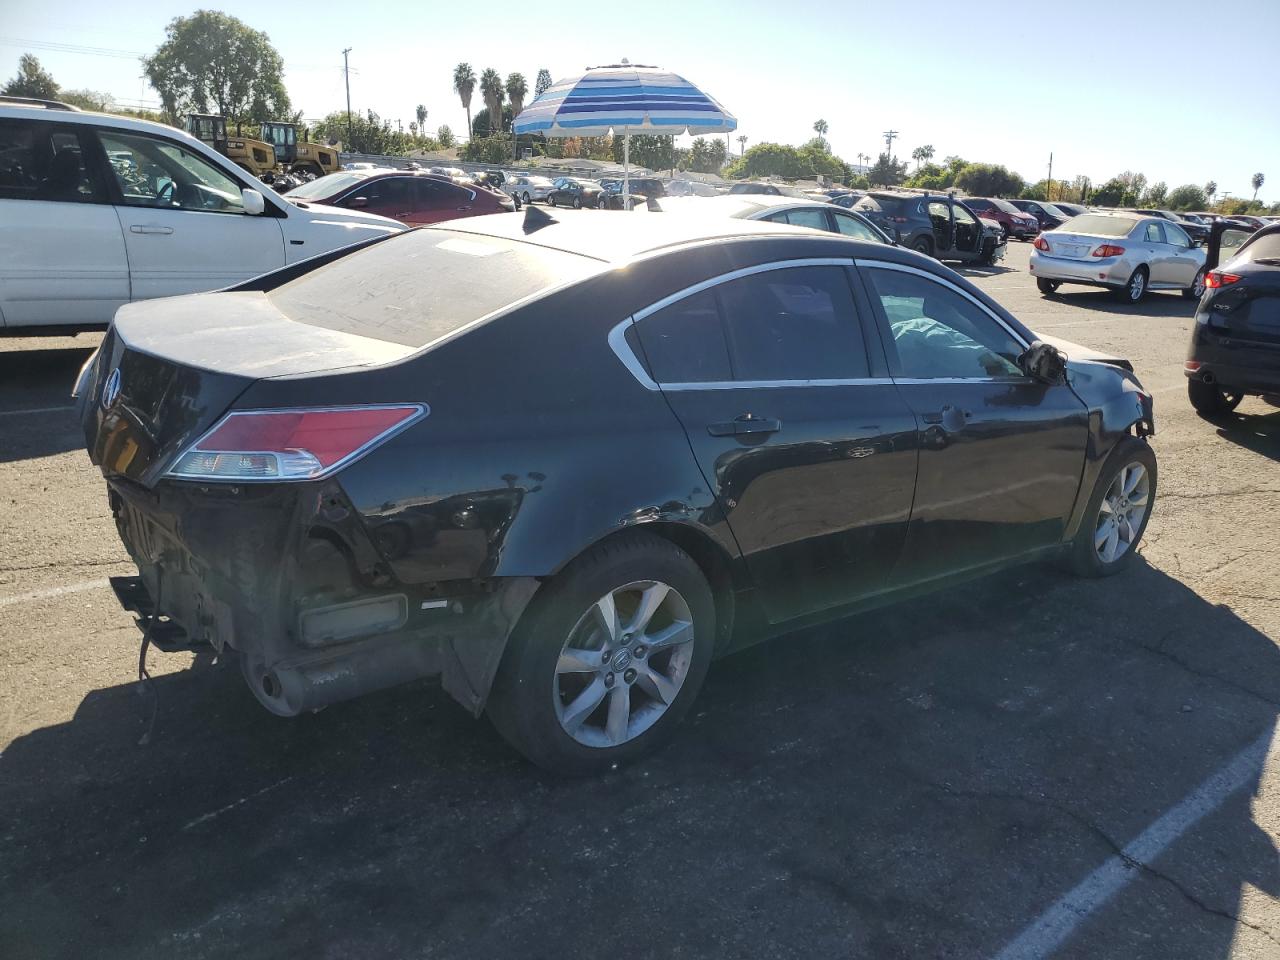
[1029,212,1207,303]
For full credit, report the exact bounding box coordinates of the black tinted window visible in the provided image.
[634,289,731,383]
[717,267,869,381]
[866,268,1023,379]
[0,119,104,203]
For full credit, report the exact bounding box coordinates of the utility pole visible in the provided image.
[1046,152,1054,201]
[883,129,898,157]
[342,48,353,148]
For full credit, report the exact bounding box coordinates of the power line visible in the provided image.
[0,36,145,60]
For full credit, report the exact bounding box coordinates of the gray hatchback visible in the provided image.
[853,191,1006,265]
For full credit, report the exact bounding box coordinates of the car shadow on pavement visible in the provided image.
[2,560,1277,959]
[0,346,95,463]
[952,263,1017,279]
[1040,289,1197,317]
[1212,405,1280,463]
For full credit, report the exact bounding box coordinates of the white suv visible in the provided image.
[0,98,407,334]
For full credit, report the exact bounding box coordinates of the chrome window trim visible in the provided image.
[632,257,856,322]
[854,259,1031,350]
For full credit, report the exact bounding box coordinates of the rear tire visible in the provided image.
[522,191,531,204]
[1068,436,1156,578]
[1188,379,1244,417]
[573,196,582,209]
[487,532,716,775]
[1037,278,1061,295]
[1114,266,1148,303]
[1183,268,1206,300]
[911,236,934,257]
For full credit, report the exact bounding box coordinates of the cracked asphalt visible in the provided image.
[2,242,1279,959]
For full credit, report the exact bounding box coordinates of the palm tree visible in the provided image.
[480,68,504,136]
[506,73,528,161]
[1252,172,1265,201]
[911,144,935,171]
[415,104,427,133]
[1204,180,1217,203]
[737,134,747,156]
[813,118,828,147]
[453,63,475,140]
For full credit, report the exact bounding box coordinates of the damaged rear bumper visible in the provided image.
[107,478,538,718]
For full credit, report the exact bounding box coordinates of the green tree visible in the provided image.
[953,162,1024,197]
[535,68,553,97]
[453,63,475,141]
[58,88,112,111]
[911,144,934,171]
[1090,178,1126,207]
[685,136,727,173]
[1203,180,1217,204]
[478,68,504,136]
[868,152,907,186]
[904,162,949,190]
[1142,181,1168,207]
[415,104,427,131]
[312,109,410,155]
[812,118,828,148]
[1252,172,1265,200]
[613,134,675,171]
[471,105,512,142]
[461,136,515,163]
[436,124,455,148]
[1166,184,1208,211]
[1113,170,1147,206]
[3,53,59,99]
[143,12,290,132]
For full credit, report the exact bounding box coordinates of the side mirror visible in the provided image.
[241,188,265,216]
[1018,340,1068,385]
[348,196,369,208]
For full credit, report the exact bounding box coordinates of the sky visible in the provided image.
[3,0,1277,201]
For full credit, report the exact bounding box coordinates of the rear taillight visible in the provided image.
[1033,236,1049,251]
[1204,271,1241,288]
[1092,244,1126,258]
[889,216,909,223]
[167,404,426,482]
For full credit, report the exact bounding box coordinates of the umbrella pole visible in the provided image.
[623,128,630,210]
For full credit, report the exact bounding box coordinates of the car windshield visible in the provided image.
[1060,214,1136,237]
[270,230,601,347]
[1041,203,1072,218]
[989,198,1022,214]
[286,173,366,199]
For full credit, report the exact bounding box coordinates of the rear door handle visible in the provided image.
[707,416,782,437]
[129,225,173,235]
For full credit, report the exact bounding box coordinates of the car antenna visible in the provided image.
[523,204,557,234]
[646,196,663,212]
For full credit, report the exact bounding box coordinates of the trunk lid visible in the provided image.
[81,291,415,487]
[1041,232,1107,260]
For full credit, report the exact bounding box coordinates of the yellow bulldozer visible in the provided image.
[185,115,340,180]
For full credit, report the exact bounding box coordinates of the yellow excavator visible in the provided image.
[186,115,340,180]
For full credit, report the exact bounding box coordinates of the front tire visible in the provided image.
[1068,437,1156,578]
[1183,268,1207,300]
[487,532,716,775]
[1114,266,1148,304]
[573,196,582,209]
[1187,379,1244,417]
[912,236,934,257]
[1037,278,1061,295]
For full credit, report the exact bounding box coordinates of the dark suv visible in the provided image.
[600,177,666,210]
[963,197,1040,241]
[853,191,1006,264]
[1010,199,1072,231]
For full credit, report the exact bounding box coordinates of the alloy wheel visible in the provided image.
[1128,270,1145,301]
[553,580,695,748]
[1192,271,1206,298]
[1094,462,1151,564]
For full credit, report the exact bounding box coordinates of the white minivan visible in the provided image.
[0,98,407,334]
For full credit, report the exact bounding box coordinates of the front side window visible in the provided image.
[0,119,105,203]
[97,130,246,214]
[1164,223,1190,247]
[953,204,977,225]
[866,268,1024,380]
[927,201,949,220]
[716,266,869,381]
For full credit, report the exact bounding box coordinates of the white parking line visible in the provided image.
[992,727,1277,960]
[0,579,107,609]
[0,405,75,418]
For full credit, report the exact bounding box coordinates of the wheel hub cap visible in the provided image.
[611,649,633,672]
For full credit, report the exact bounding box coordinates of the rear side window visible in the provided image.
[0,119,105,203]
[1144,222,1164,243]
[717,266,869,381]
[269,230,600,347]
[633,289,732,383]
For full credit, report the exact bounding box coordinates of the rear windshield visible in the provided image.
[1234,231,1280,265]
[269,230,600,347]
[1060,215,1136,237]
[285,173,366,199]
[855,195,906,213]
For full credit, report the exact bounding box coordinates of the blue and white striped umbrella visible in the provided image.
[512,63,736,205]
[512,63,737,138]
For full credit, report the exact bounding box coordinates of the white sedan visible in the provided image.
[506,175,555,204]
[1030,212,1207,304]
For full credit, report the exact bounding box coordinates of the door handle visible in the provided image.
[707,415,782,437]
[129,225,173,235]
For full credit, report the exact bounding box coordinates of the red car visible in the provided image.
[284,170,514,225]
[961,197,1041,241]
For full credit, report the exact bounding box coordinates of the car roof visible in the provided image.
[636,195,837,220]
[433,208,865,264]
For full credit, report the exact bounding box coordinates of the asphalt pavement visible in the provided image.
[2,241,1279,959]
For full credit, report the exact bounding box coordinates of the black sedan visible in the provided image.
[1185,219,1280,415]
[76,210,1157,774]
[547,178,603,209]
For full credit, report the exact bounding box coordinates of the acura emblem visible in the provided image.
[101,367,121,409]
